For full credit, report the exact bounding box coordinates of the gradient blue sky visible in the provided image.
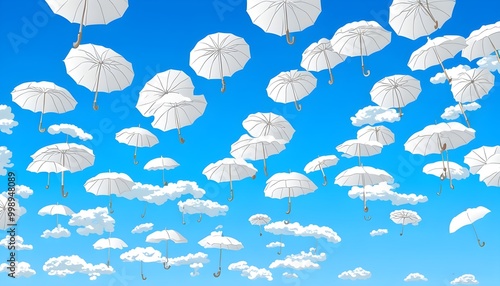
[1,0,500,285]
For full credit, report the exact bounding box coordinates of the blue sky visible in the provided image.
[1,0,500,285]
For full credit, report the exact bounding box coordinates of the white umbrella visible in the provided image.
[330,20,391,77]
[146,229,187,269]
[242,112,295,143]
[202,158,257,201]
[389,0,456,40]
[246,0,322,45]
[248,214,271,236]
[93,234,128,266]
[189,32,250,93]
[115,125,159,165]
[407,35,466,83]
[198,231,243,278]
[301,38,346,84]
[144,156,180,186]
[11,81,77,132]
[46,0,128,48]
[0,195,22,230]
[450,206,490,247]
[462,22,500,62]
[304,155,339,186]
[390,209,421,236]
[26,160,68,190]
[64,43,134,110]
[84,170,134,213]
[370,75,421,117]
[267,69,317,111]
[356,125,395,146]
[423,161,469,195]
[38,202,74,227]
[336,139,383,166]
[477,156,500,187]
[464,145,500,175]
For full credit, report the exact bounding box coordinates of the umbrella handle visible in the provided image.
[61,185,68,198]
[182,212,186,225]
[328,69,334,85]
[221,78,226,93]
[141,274,147,280]
[109,200,114,214]
[213,267,221,278]
[228,189,234,202]
[197,214,202,223]
[364,216,372,221]
[140,203,147,218]
[251,175,256,180]
[286,197,292,215]
[434,20,438,29]
[284,220,290,225]
[277,250,282,255]
[478,239,485,247]
[163,262,171,270]
[73,31,82,49]
[38,116,46,133]
[286,30,295,45]
[362,65,370,77]
[294,100,302,111]
[364,206,369,212]
[178,133,185,144]
[437,184,443,196]
[93,100,99,111]
[134,154,139,165]
[322,175,328,186]
[46,173,50,189]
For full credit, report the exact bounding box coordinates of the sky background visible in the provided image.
[0,0,499,285]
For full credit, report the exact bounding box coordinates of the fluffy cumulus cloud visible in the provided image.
[423,161,470,181]
[0,261,36,278]
[264,221,341,243]
[451,274,479,285]
[48,124,93,141]
[283,272,299,279]
[0,105,19,135]
[68,207,115,236]
[269,248,326,271]
[266,241,285,248]
[166,252,209,276]
[118,181,205,205]
[0,235,33,250]
[120,247,163,263]
[351,106,401,127]
[477,55,500,73]
[43,255,113,280]
[338,267,371,280]
[190,263,203,277]
[430,65,470,84]
[0,146,14,175]
[178,199,228,217]
[1,185,34,199]
[404,272,428,282]
[349,182,428,206]
[370,229,388,237]
[228,261,273,281]
[41,225,71,239]
[131,223,154,234]
[441,102,481,120]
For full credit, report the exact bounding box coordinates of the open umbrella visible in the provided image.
[242,112,295,143]
[38,202,74,227]
[64,43,134,110]
[26,160,68,190]
[115,125,159,165]
[248,214,271,236]
[93,233,128,266]
[84,170,134,213]
[146,229,187,270]
[336,139,383,166]
[301,38,345,84]
[11,81,77,132]
[390,209,421,236]
[464,146,500,175]
[189,32,250,93]
[370,75,421,117]
[144,156,179,186]
[246,0,321,45]
[330,20,391,77]
[45,0,128,48]
[356,125,395,146]
[462,21,500,62]
[423,161,469,195]
[0,195,22,230]
[198,231,243,278]
[304,155,339,186]
[477,156,500,187]
[450,206,490,247]
[267,70,317,111]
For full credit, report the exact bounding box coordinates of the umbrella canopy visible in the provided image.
[450,206,490,247]
[390,209,421,236]
[370,74,421,117]
[0,195,22,230]
[189,32,250,93]
[64,43,134,110]
[267,69,317,111]
[464,146,500,174]
[26,160,68,189]
[336,139,383,166]
[11,81,77,132]
[93,236,128,266]
[198,231,243,278]
[356,125,395,146]
[389,0,456,40]
[304,155,339,186]
[246,0,322,44]
[301,38,345,84]
[242,112,295,143]
[249,214,271,236]
[144,156,180,186]
[423,160,470,195]
[46,0,129,48]
[38,202,74,227]
[330,20,391,77]
[146,229,187,269]
[462,21,500,62]
[477,156,500,187]
[115,125,159,164]
[84,170,135,213]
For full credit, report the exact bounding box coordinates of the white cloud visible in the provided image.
[228,261,273,281]
[1,185,34,199]
[0,105,19,135]
[163,252,209,277]
[131,223,154,234]
[441,102,481,120]
[370,229,388,237]
[430,65,471,84]
[0,235,33,250]
[351,106,401,127]
[451,274,479,285]
[43,255,113,280]
[0,146,14,175]
[120,247,163,263]
[48,123,93,141]
[423,161,470,180]
[269,248,326,271]
[405,273,428,282]
[283,272,299,279]
[190,263,203,277]
[349,182,428,206]
[477,55,500,73]
[338,267,371,280]
[118,181,205,205]
[178,199,228,217]
[41,225,71,239]
[264,221,341,243]
[0,261,36,278]
[266,241,285,248]
[68,207,114,236]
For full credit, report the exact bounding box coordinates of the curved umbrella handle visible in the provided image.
[163,262,171,270]
[221,78,226,93]
[284,220,290,225]
[73,31,82,49]
[286,198,292,215]
[434,20,438,29]
[478,239,486,247]
[328,69,334,85]
[213,267,221,278]
[182,212,186,225]
[197,214,202,223]
[286,30,295,45]
[364,216,372,221]
[141,274,147,280]
[61,185,68,198]
[133,154,139,165]
[322,175,328,186]
[38,117,46,133]
[46,173,50,189]
[437,184,442,196]
[252,175,256,179]
[362,65,370,77]
[93,100,99,111]
[109,200,114,214]
[178,134,185,144]
[294,100,302,111]
[364,206,369,212]
[228,189,234,202]
[140,203,147,218]
[277,250,282,255]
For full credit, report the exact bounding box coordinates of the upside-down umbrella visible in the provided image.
[248,214,271,236]
[230,134,286,176]
[45,0,128,48]
[389,0,456,40]
[144,156,179,186]
[189,32,250,93]
[84,170,134,213]
[336,139,383,166]
[304,155,339,186]
[242,112,295,143]
[330,20,391,77]
[356,125,395,146]
[202,158,257,202]
[301,38,345,84]
[146,229,187,270]
[407,35,466,83]
[26,160,68,190]
[198,231,243,278]
[450,206,490,247]
[64,43,134,110]
[11,81,77,132]
[423,161,470,195]
[38,202,74,227]
[370,74,421,117]
[462,21,500,62]
[115,125,159,165]
[93,233,128,266]
[267,70,317,111]
[264,171,317,224]
[390,209,421,236]
[246,0,321,45]
[30,143,95,197]
[464,145,500,174]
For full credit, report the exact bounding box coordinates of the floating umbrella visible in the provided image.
[246,0,321,45]
[93,233,128,266]
[301,38,345,84]
[304,155,339,186]
[370,75,421,117]
[336,139,383,166]
[38,202,74,227]
[356,125,395,146]
[248,214,271,236]
[390,209,421,236]
[45,0,129,48]
[423,161,469,195]
[189,32,250,93]
[146,229,187,270]
[462,21,500,62]
[477,156,500,187]
[267,70,317,111]
[450,206,490,247]
[242,112,295,143]
[11,81,77,132]
[198,231,243,278]
[331,20,391,77]
[144,156,179,186]
[0,195,22,230]
[84,170,134,213]
[26,160,68,190]
[64,43,134,110]
[464,145,500,174]
[115,125,159,164]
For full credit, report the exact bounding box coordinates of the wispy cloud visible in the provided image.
[131,223,154,234]
[441,102,481,120]
[48,123,93,141]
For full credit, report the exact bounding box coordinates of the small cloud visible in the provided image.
[264,221,341,243]
[228,261,273,281]
[41,225,71,239]
[266,241,285,248]
[269,248,326,271]
[43,255,113,280]
[68,207,114,236]
[0,261,36,278]
[0,235,33,250]
[405,273,428,282]
[338,267,371,280]
[0,146,14,175]
[131,223,154,234]
[477,55,500,73]
[48,123,93,141]
[370,229,388,237]
[1,185,34,199]
[190,263,203,277]
[283,272,299,279]
[215,225,223,230]
[451,274,479,285]
[178,199,228,217]
[349,182,428,206]
[118,181,205,205]
[430,65,471,84]
[441,102,481,120]
[351,106,400,127]
[120,247,163,263]
[0,105,19,135]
